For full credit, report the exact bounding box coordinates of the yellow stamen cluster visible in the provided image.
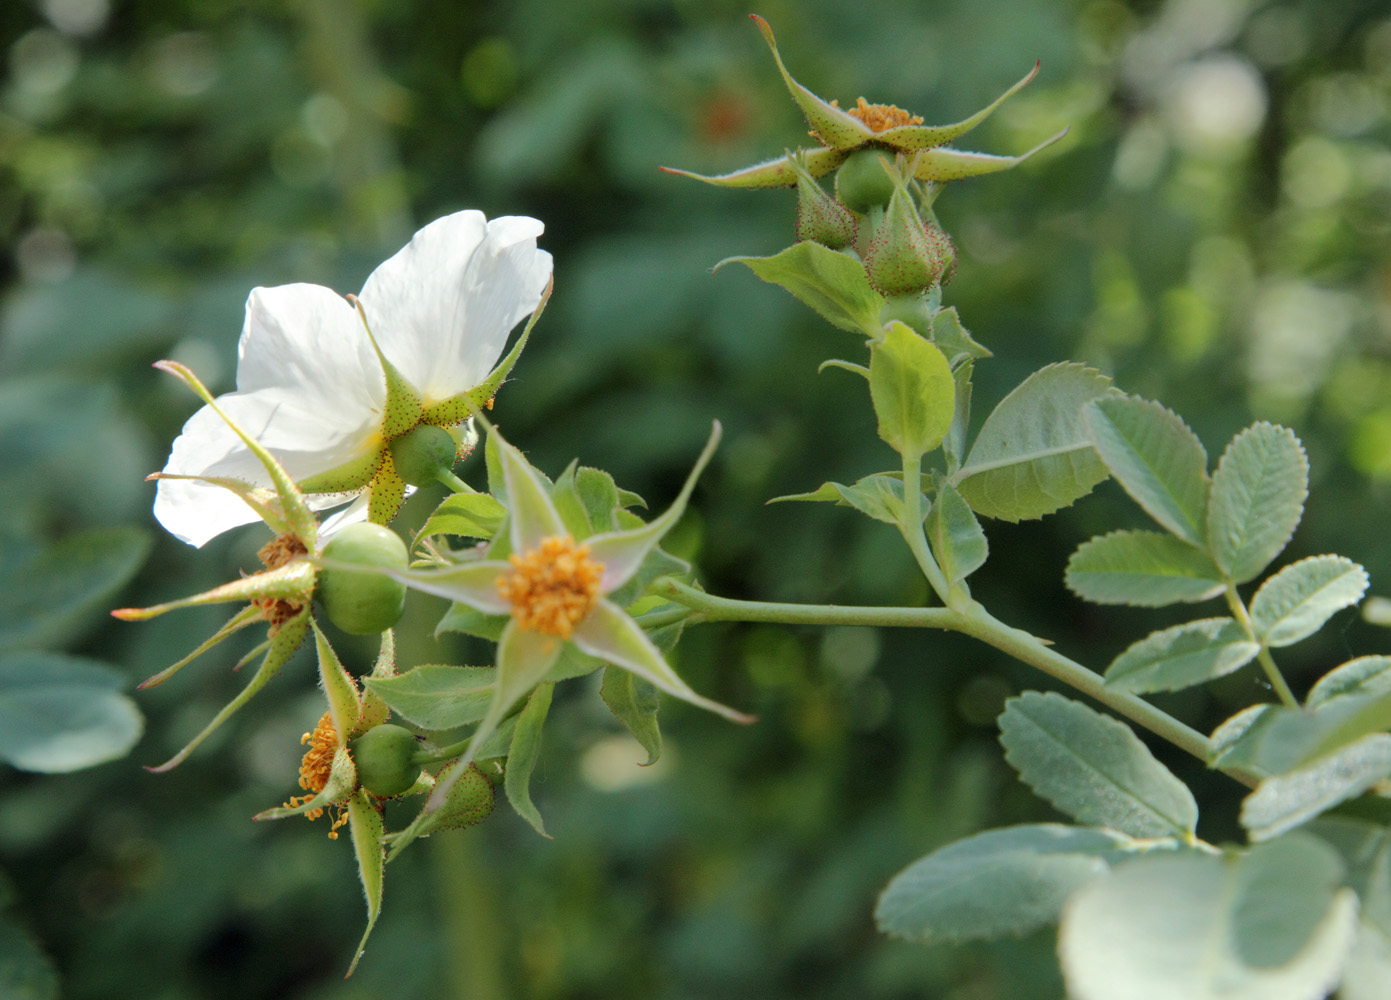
[496,534,604,639]
[285,711,348,839]
[831,97,924,132]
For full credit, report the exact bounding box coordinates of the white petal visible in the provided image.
[235,284,383,412]
[358,212,552,406]
[153,386,383,547]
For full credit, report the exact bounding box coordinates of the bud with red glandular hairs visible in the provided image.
[864,186,955,297]
[791,152,857,249]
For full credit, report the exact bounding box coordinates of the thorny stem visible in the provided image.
[655,577,1257,789]
[1224,584,1299,708]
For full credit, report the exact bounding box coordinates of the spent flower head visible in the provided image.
[661,15,1065,190]
[155,210,552,548]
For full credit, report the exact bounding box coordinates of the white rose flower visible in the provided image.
[154,210,552,547]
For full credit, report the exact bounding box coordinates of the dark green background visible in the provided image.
[2,0,1389,996]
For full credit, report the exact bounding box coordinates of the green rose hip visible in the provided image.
[349,723,420,797]
[319,523,409,634]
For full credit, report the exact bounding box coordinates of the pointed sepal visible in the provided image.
[749,14,876,150]
[135,605,263,689]
[153,360,319,547]
[911,128,1069,182]
[344,789,386,977]
[113,560,316,621]
[659,148,848,189]
[144,606,311,772]
[312,619,363,737]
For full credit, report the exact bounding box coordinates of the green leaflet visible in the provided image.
[364,664,496,730]
[868,322,954,459]
[0,651,143,772]
[600,666,662,765]
[435,601,508,642]
[1208,703,1276,768]
[997,691,1198,839]
[414,493,506,542]
[875,823,1136,944]
[1208,423,1308,584]
[768,473,917,526]
[1058,835,1358,1000]
[1240,734,1391,842]
[1217,690,1391,776]
[1306,656,1391,708]
[505,682,554,837]
[1084,396,1210,546]
[1249,555,1369,647]
[943,359,973,473]
[929,307,991,367]
[1104,618,1260,695]
[1066,529,1225,607]
[924,479,987,589]
[955,363,1116,522]
[715,241,885,337]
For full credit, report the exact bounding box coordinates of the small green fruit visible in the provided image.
[350,724,420,797]
[390,424,458,487]
[319,523,409,634]
[835,149,896,214]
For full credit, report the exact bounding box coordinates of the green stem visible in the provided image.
[437,468,475,494]
[899,452,951,604]
[1224,585,1298,708]
[412,736,473,766]
[657,578,1252,787]
[631,605,692,631]
[656,578,956,630]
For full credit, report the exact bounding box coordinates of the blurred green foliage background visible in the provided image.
[2,0,1390,997]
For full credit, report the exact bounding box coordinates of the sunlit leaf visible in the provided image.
[1306,656,1391,708]
[600,666,662,765]
[505,682,553,837]
[925,480,987,588]
[1059,835,1358,1000]
[414,493,506,542]
[364,665,495,731]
